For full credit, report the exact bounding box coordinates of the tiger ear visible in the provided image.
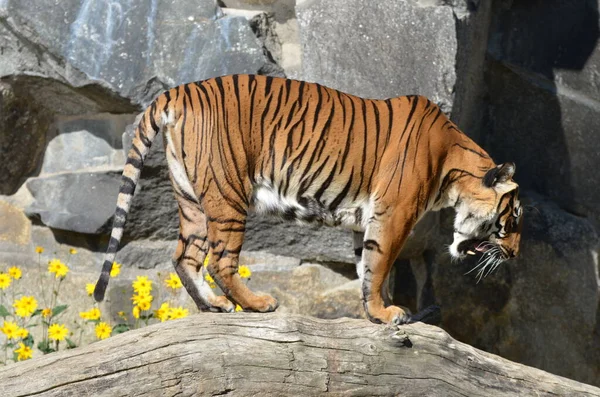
[483,163,515,188]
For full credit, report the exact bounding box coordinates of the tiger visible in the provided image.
[94,74,523,325]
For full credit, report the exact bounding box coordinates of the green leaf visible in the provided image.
[30,309,42,318]
[0,305,10,317]
[52,304,68,317]
[22,334,34,348]
[65,337,77,349]
[37,340,55,354]
[112,324,130,335]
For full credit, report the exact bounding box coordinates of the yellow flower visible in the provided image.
[16,327,29,339]
[48,258,69,278]
[86,283,95,296]
[95,322,112,340]
[132,276,152,295]
[0,273,11,290]
[48,323,69,341]
[1,321,19,339]
[131,293,153,307]
[13,296,38,318]
[8,266,22,280]
[35,246,44,254]
[204,273,216,289]
[154,302,171,322]
[138,300,152,311]
[132,305,141,319]
[235,304,243,312]
[42,308,52,318]
[79,307,101,321]
[165,273,182,289]
[168,307,189,320]
[15,342,33,361]
[118,311,127,321]
[238,265,251,279]
[110,262,121,277]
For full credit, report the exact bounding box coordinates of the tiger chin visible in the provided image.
[93,74,523,326]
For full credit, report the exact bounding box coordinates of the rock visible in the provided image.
[0,81,52,195]
[248,262,364,319]
[25,172,121,234]
[431,193,600,386]
[219,0,296,22]
[0,200,32,265]
[0,0,278,106]
[40,114,134,174]
[485,0,600,224]
[249,12,300,77]
[296,0,457,107]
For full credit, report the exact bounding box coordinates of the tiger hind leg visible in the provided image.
[204,204,278,312]
[173,201,235,313]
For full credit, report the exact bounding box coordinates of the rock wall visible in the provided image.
[0,0,598,387]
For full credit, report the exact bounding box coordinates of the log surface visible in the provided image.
[1,313,598,396]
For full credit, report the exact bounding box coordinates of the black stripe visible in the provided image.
[120,176,136,195]
[131,144,143,159]
[340,96,355,168]
[163,90,171,114]
[114,206,127,223]
[328,168,354,211]
[107,237,120,252]
[363,239,382,253]
[126,155,142,169]
[149,101,159,132]
[139,130,152,147]
[313,163,337,202]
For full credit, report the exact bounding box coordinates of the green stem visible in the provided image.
[37,254,47,307]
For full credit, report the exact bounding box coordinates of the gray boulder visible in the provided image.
[485,0,600,225]
[299,1,458,107]
[26,172,121,234]
[0,0,275,105]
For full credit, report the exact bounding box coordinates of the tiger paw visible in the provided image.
[242,293,279,313]
[209,295,236,313]
[366,304,411,325]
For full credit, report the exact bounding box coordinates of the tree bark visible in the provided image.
[0,313,598,396]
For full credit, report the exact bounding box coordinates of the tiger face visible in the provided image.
[449,163,523,279]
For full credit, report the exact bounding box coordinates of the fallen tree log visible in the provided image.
[1,313,598,396]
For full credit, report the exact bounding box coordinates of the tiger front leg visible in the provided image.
[361,210,415,325]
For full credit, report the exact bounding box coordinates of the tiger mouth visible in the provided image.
[456,239,494,257]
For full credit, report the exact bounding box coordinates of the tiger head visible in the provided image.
[449,163,523,278]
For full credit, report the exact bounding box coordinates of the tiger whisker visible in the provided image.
[465,247,499,276]
[476,251,500,283]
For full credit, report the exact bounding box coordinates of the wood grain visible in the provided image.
[1,313,598,396]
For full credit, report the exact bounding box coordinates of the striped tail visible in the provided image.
[94,95,169,302]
